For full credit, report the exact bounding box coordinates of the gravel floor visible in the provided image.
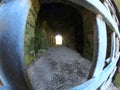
[27,46,91,90]
[106,83,119,90]
[26,46,119,90]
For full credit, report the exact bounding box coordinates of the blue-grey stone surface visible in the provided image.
[27,46,91,90]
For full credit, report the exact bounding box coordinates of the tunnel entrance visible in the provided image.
[35,3,84,56]
[26,2,94,90]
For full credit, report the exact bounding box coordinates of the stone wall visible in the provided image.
[81,9,94,60]
[24,1,94,65]
[34,3,83,55]
[24,0,40,65]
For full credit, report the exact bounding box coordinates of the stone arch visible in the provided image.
[34,2,84,54]
[25,0,94,65]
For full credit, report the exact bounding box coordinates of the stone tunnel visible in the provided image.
[25,0,95,65]
[25,1,95,89]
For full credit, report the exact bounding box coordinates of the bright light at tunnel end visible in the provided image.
[55,34,63,45]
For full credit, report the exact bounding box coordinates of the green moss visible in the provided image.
[34,21,57,54]
[115,0,120,11]
[114,73,120,89]
[24,24,35,65]
[24,0,40,65]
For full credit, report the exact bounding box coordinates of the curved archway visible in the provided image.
[35,2,84,55]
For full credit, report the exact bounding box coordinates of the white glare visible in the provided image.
[55,35,63,45]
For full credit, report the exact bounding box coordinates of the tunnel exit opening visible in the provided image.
[35,3,84,57]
